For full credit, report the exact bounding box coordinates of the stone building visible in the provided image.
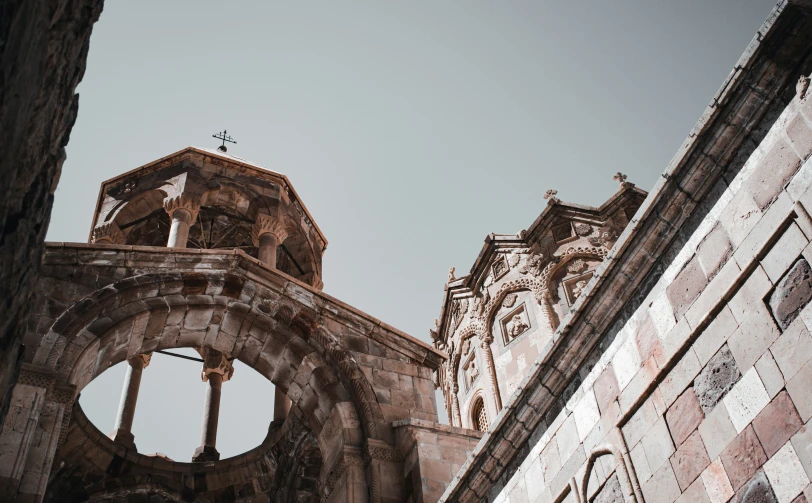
[1,1,812,503]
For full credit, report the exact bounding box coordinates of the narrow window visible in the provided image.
[472,398,489,432]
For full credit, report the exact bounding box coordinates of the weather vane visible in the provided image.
[212,130,237,153]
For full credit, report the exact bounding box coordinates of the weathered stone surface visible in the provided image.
[667,256,709,318]
[666,387,704,446]
[732,470,778,503]
[697,223,733,280]
[769,259,812,330]
[752,391,802,458]
[695,345,742,414]
[592,473,623,503]
[671,430,711,490]
[721,426,768,492]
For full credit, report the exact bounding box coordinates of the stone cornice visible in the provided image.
[440,2,812,500]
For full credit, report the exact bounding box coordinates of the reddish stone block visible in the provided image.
[752,391,803,458]
[670,430,711,490]
[747,138,802,209]
[666,388,704,446]
[635,315,664,364]
[721,425,768,491]
[666,257,709,319]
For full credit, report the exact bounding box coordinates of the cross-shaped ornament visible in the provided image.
[544,189,558,200]
[613,172,627,184]
[212,130,237,153]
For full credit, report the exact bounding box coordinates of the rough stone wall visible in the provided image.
[0,0,103,427]
[482,77,812,503]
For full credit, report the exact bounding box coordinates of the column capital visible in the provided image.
[252,213,289,246]
[201,348,233,382]
[163,194,201,224]
[91,221,125,244]
[127,353,151,369]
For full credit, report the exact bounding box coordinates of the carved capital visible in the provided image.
[128,353,151,369]
[201,348,234,382]
[91,221,125,244]
[163,194,201,223]
[252,213,289,245]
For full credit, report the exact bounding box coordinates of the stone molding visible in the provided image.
[91,221,125,244]
[163,194,201,223]
[252,213,289,245]
[364,439,401,463]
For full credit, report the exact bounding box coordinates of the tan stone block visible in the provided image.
[701,458,734,503]
[642,417,676,475]
[786,357,812,422]
[719,189,763,247]
[593,366,619,415]
[755,350,786,399]
[660,348,702,408]
[727,305,780,373]
[791,424,812,480]
[698,400,738,460]
[697,223,734,280]
[694,306,739,367]
[728,266,772,324]
[642,461,682,503]
[676,476,712,503]
[786,112,812,161]
[762,223,808,284]
[623,395,660,449]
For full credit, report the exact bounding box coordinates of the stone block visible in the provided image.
[613,337,642,391]
[671,430,711,490]
[728,305,781,372]
[769,259,812,330]
[660,348,702,408]
[720,189,763,247]
[755,351,785,399]
[724,367,771,433]
[676,477,711,503]
[729,266,773,325]
[791,424,812,480]
[699,401,738,460]
[642,461,682,503]
[752,391,803,458]
[786,358,812,422]
[592,473,623,503]
[667,256,709,319]
[747,138,802,210]
[573,390,600,442]
[593,366,619,414]
[762,224,808,284]
[702,458,735,503]
[771,317,812,382]
[694,306,739,366]
[786,112,812,161]
[764,443,810,503]
[695,344,742,415]
[631,441,653,484]
[642,417,675,475]
[732,470,777,503]
[698,223,734,280]
[666,388,704,446]
[721,425,768,492]
[555,414,580,463]
[540,437,562,486]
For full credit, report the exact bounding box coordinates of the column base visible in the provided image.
[192,445,220,462]
[110,429,137,451]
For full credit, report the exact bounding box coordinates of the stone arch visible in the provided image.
[27,271,383,495]
[579,444,642,503]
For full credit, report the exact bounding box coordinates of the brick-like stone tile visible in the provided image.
[721,425,768,491]
[555,414,580,463]
[660,348,701,408]
[791,424,812,481]
[762,224,809,284]
[755,351,785,399]
[786,111,812,161]
[724,367,771,433]
[694,306,739,366]
[642,462,682,503]
[696,344,742,415]
[667,387,705,446]
[642,417,676,474]
[786,358,812,422]
[732,470,777,503]
[720,189,763,247]
[746,138,802,210]
[593,366,619,415]
[676,476,711,503]
[727,305,781,372]
[702,458,735,503]
[752,391,803,458]
[667,256,709,319]
[671,430,711,490]
[699,402,738,460]
[698,223,734,280]
[631,441,653,484]
[772,316,812,382]
[729,266,773,324]
[764,442,810,503]
[622,392,659,448]
[770,259,812,330]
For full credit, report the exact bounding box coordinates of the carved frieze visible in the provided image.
[492,255,509,280]
[502,293,518,308]
[567,259,586,274]
[574,223,592,236]
[588,225,618,247]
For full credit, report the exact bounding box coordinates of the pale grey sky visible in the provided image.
[48,0,776,460]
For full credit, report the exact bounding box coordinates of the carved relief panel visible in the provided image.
[501,304,530,343]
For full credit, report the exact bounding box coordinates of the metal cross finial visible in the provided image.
[212,130,237,153]
[544,189,558,200]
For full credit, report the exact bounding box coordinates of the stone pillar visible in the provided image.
[163,194,201,248]
[479,336,502,412]
[451,385,462,427]
[110,353,150,450]
[193,348,233,462]
[252,214,293,422]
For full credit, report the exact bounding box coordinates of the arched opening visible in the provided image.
[472,397,488,432]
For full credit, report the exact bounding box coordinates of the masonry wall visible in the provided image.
[486,82,812,503]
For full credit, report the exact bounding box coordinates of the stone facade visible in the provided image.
[434,2,812,502]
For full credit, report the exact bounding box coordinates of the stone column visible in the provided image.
[111,354,150,450]
[451,385,463,427]
[479,336,502,412]
[252,214,292,422]
[193,348,233,462]
[164,194,201,248]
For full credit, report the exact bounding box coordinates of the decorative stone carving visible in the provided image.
[502,306,530,340]
[91,221,125,244]
[448,267,456,282]
[492,255,509,280]
[201,348,234,382]
[502,293,518,308]
[508,252,521,267]
[567,258,587,274]
[163,194,202,224]
[589,225,618,247]
[462,339,471,356]
[544,189,558,201]
[519,253,544,277]
[798,74,810,101]
[466,360,479,388]
[574,223,592,236]
[571,280,588,300]
[455,299,469,330]
[252,213,289,245]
